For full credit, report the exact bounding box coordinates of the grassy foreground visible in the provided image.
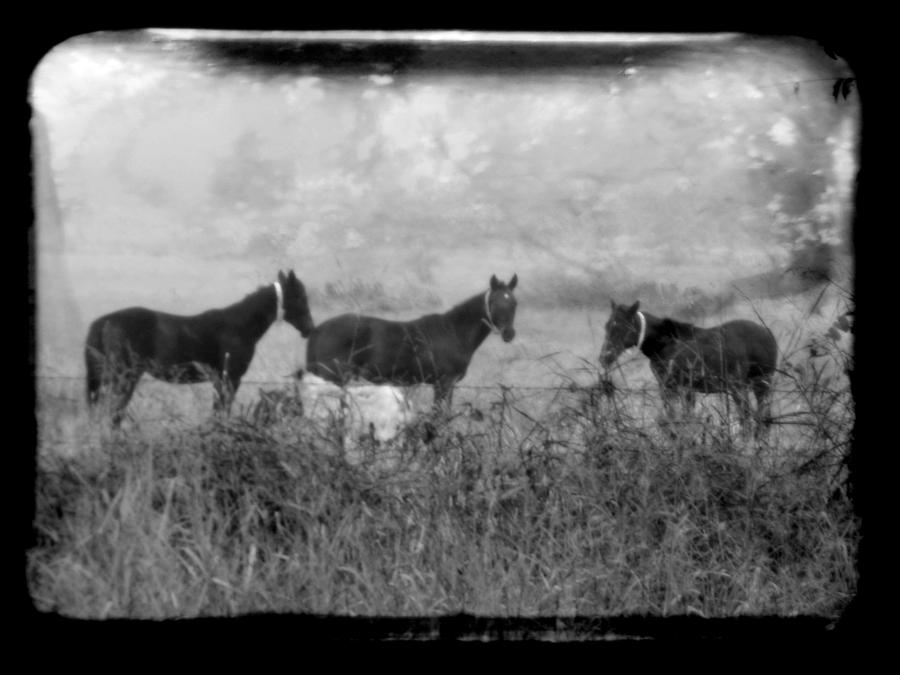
[29,336,856,623]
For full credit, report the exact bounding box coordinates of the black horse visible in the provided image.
[302,274,518,411]
[599,300,778,437]
[85,269,314,427]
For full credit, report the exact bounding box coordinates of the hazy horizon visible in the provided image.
[32,31,858,379]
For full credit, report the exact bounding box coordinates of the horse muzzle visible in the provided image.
[501,327,516,342]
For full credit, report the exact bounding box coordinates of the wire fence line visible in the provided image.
[36,370,852,450]
[34,372,850,398]
[34,374,573,391]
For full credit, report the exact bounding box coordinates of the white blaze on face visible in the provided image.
[299,374,415,444]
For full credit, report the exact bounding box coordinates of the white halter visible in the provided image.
[482,289,500,334]
[635,310,647,350]
[273,281,284,323]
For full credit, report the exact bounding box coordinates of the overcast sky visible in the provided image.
[32,31,858,311]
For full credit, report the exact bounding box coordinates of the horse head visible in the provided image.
[599,299,643,368]
[278,269,315,337]
[486,273,518,343]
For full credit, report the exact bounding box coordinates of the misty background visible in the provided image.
[32,31,858,380]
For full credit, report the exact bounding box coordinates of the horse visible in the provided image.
[84,269,314,427]
[301,274,518,412]
[599,299,778,438]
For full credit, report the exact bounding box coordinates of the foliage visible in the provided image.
[30,322,857,621]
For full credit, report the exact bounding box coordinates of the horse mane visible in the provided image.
[218,284,273,322]
[445,292,484,321]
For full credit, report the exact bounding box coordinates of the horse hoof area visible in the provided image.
[597,378,616,397]
[423,421,438,444]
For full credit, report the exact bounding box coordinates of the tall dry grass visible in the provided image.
[29,320,857,624]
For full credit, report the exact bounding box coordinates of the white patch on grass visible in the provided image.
[299,373,417,446]
[768,117,797,146]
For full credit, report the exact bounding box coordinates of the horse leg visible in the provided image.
[213,375,239,418]
[752,377,773,441]
[682,389,697,422]
[97,330,144,428]
[109,367,141,429]
[85,349,105,408]
[432,380,455,417]
[424,379,456,443]
[85,351,110,423]
[730,387,753,439]
[658,387,679,436]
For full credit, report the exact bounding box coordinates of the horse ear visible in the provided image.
[288,269,297,281]
[490,275,500,291]
[277,270,286,283]
[610,298,616,311]
[508,273,518,290]
[628,301,640,315]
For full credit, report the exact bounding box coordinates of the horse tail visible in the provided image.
[84,319,105,406]
[763,324,780,377]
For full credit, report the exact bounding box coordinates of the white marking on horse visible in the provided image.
[273,281,284,323]
[483,290,500,334]
[636,311,647,350]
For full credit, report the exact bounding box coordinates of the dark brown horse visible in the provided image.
[302,274,518,411]
[599,300,778,437]
[85,269,314,427]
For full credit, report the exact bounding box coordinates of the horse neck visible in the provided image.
[639,312,695,357]
[223,286,278,341]
[443,292,492,355]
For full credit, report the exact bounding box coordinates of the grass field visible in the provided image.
[36,247,853,437]
[30,252,856,626]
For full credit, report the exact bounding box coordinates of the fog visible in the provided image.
[32,31,858,376]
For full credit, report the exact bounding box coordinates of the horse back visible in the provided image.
[306,313,378,382]
[86,307,160,361]
[652,318,777,390]
[86,306,228,373]
[719,319,778,375]
[306,312,454,385]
